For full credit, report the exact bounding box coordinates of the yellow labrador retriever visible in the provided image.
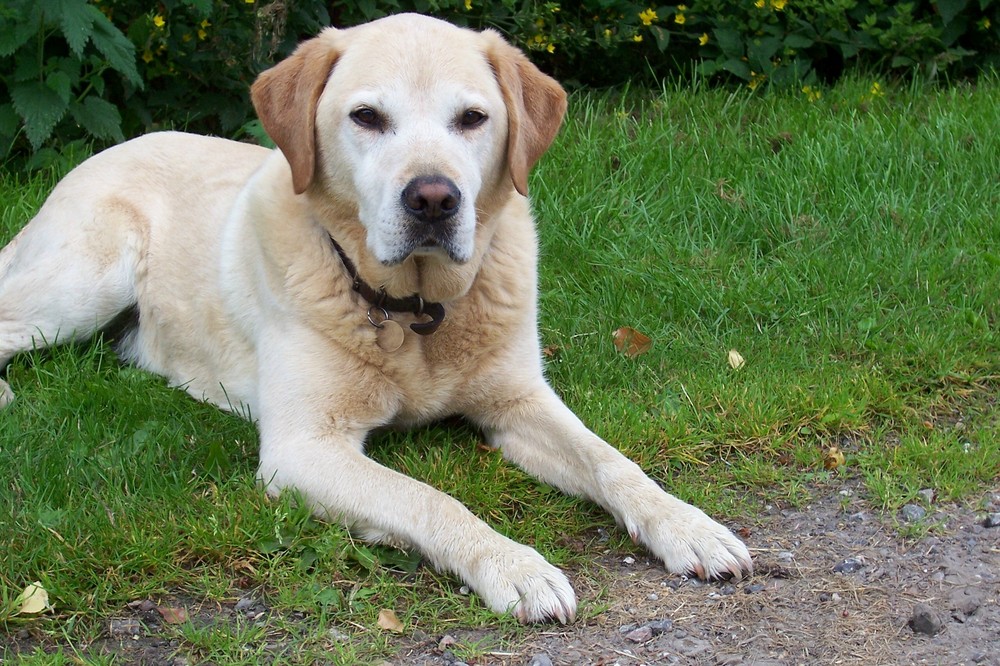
[0,14,751,622]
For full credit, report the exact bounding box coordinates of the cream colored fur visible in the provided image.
[0,14,751,623]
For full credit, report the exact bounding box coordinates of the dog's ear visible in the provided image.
[251,32,339,195]
[485,32,567,196]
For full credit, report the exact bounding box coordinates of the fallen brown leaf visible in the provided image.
[158,606,189,624]
[377,608,404,632]
[15,582,50,615]
[823,446,846,470]
[612,327,652,358]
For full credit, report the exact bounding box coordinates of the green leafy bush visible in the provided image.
[0,0,141,166]
[0,0,328,165]
[1,0,998,164]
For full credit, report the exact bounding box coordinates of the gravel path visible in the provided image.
[397,480,1000,666]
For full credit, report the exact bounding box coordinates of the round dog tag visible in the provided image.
[376,319,405,352]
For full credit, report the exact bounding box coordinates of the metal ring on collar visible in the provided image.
[367,305,389,329]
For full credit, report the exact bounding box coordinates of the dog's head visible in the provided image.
[250,13,566,271]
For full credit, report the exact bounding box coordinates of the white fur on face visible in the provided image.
[314,31,508,266]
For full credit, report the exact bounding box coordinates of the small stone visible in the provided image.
[328,628,350,643]
[108,618,143,637]
[646,618,673,635]
[623,556,636,565]
[909,602,945,635]
[744,583,765,594]
[458,585,470,595]
[777,551,794,562]
[917,488,935,504]
[983,513,1000,528]
[901,504,926,522]
[950,589,983,619]
[625,626,653,643]
[438,635,457,651]
[720,584,736,595]
[647,592,659,601]
[833,557,865,574]
[715,655,745,665]
[527,654,554,666]
[234,597,256,612]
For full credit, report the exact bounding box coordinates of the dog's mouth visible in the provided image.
[378,228,470,266]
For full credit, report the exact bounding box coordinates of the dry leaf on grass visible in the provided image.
[158,606,189,624]
[15,582,50,615]
[727,349,746,370]
[612,327,652,357]
[377,608,404,632]
[823,446,846,470]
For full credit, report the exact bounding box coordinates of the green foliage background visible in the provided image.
[0,0,997,164]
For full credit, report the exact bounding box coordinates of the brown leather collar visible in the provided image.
[329,236,445,335]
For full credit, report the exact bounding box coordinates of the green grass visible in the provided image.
[2,75,999,663]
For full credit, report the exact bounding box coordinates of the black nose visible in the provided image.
[401,176,461,223]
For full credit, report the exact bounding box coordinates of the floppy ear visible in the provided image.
[251,33,340,194]
[485,32,567,196]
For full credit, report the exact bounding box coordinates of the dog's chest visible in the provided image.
[370,291,524,425]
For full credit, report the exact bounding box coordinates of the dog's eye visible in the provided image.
[351,107,384,131]
[458,109,487,130]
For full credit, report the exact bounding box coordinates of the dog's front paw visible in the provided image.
[466,540,576,624]
[632,500,752,581]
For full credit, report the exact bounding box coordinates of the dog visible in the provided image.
[0,13,751,623]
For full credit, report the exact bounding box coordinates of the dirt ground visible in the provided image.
[5,479,998,665]
[394,479,1000,666]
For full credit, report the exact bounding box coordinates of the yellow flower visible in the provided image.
[142,49,153,63]
[755,0,765,7]
[152,14,165,28]
[802,85,821,102]
[639,8,658,25]
[748,71,766,91]
[633,34,643,42]
[870,81,884,97]
[200,19,211,28]
[546,43,555,53]
[677,4,687,9]
[198,28,207,40]
[772,0,787,9]
[550,4,560,12]
[982,17,991,29]
[604,28,612,39]
[182,33,192,42]
[699,32,709,46]
[464,0,472,9]
[674,12,686,24]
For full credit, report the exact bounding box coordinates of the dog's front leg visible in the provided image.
[253,342,575,623]
[467,379,753,580]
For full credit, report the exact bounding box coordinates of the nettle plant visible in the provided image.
[0,0,140,167]
[0,0,327,166]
